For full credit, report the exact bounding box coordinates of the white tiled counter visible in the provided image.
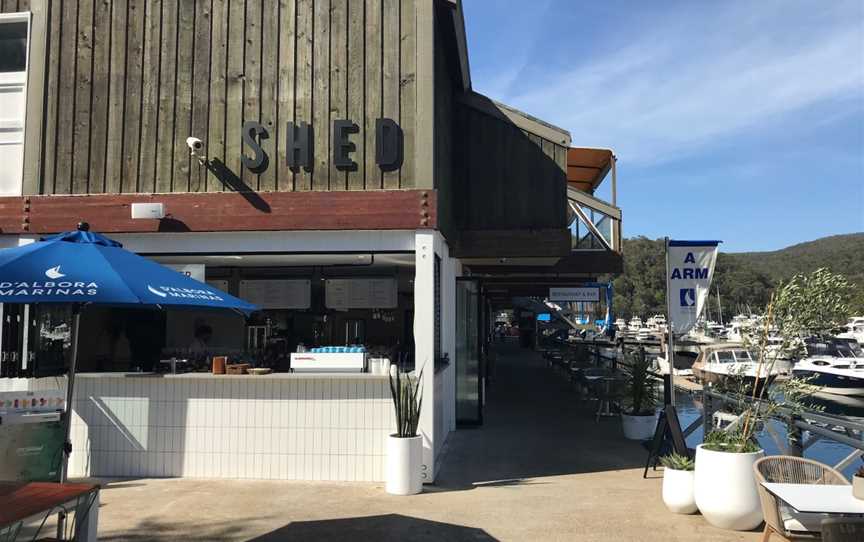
[6,373,395,482]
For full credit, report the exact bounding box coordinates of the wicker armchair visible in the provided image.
[753,456,850,541]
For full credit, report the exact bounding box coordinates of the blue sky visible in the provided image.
[462,0,864,252]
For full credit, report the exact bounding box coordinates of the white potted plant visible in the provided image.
[696,272,839,530]
[854,465,864,500]
[385,366,424,495]
[660,453,697,514]
[621,348,657,440]
[694,431,766,530]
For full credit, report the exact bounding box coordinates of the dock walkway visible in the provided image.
[64,343,758,541]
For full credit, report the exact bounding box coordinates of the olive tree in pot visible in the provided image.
[660,453,696,514]
[621,348,657,440]
[696,269,846,530]
[386,366,424,495]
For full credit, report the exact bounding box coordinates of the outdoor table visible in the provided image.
[0,482,99,541]
[761,482,864,515]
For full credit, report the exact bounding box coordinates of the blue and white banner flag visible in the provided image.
[666,240,721,336]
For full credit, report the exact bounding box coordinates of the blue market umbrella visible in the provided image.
[0,223,258,480]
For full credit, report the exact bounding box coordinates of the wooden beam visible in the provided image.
[466,251,623,276]
[567,187,621,220]
[451,228,571,259]
[0,190,436,234]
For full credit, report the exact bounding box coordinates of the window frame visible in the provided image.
[0,11,30,85]
[0,11,31,197]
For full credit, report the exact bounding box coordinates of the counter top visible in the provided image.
[75,372,389,380]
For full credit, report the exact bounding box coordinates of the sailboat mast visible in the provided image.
[717,287,724,326]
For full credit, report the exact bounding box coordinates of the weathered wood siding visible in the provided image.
[5,0,421,195]
[448,101,568,232]
[433,9,455,240]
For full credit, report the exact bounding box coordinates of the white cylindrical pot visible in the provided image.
[621,413,657,440]
[662,468,697,514]
[386,435,423,495]
[853,476,864,500]
[694,444,765,530]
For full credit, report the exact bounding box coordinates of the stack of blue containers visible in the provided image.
[310,346,367,353]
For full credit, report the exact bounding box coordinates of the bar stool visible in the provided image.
[595,376,625,422]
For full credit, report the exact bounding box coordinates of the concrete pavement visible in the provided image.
[55,342,759,541]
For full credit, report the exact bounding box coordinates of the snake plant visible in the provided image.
[388,366,424,438]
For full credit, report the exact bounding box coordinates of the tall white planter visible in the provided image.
[621,413,657,440]
[662,468,697,514]
[694,444,765,530]
[386,435,422,495]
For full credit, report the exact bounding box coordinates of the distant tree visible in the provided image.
[610,237,666,319]
[607,233,863,322]
[713,256,773,317]
[773,268,853,338]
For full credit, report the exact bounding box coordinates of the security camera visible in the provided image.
[185,137,207,164]
[186,136,204,153]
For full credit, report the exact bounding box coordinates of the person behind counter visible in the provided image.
[189,325,213,355]
[125,310,166,372]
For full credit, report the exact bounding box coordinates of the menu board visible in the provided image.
[206,279,230,293]
[325,278,398,309]
[239,279,311,309]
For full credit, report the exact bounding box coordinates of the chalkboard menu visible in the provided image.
[239,279,312,309]
[325,278,398,309]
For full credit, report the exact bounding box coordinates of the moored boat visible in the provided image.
[837,317,864,346]
[692,343,778,393]
[792,338,864,397]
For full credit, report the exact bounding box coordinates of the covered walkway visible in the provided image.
[48,344,757,541]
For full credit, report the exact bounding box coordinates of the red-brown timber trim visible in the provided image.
[0,190,436,234]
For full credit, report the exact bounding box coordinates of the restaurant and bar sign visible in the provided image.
[242,118,403,174]
[549,287,600,302]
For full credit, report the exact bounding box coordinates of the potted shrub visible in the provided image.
[385,366,424,495]
[854,466,864,500]
[660,453,697,514]
[621,348,657,440]
[696,277,834,531]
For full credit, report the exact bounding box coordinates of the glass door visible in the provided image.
[456,278,482,425]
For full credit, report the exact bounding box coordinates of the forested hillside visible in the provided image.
[610,234,864,319]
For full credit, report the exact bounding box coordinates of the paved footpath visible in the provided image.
[52,343,760,541]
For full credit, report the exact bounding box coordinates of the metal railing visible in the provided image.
[551,340,864,473]
[698,389,864,472]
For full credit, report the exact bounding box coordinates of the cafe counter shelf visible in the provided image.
[11,370,396,483]
[72,371,387,379]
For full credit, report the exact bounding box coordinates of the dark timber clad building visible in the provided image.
[0,0,622,482]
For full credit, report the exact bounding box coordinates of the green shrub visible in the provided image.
[660,453,694,471]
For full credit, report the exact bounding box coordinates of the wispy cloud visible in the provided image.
[481,0,864,165]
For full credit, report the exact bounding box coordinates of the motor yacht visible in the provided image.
[645,314,667,331]
[691,343,778,393]
[837,317,864,346]
[792,338,864,397]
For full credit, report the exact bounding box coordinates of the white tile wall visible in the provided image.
[3,375,395,482]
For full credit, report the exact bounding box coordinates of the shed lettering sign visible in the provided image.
[241,118,403,174]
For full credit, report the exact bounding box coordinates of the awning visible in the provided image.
[567,148,614,194]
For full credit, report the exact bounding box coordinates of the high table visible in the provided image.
[761,482,864,514]
[0,482,99,541]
